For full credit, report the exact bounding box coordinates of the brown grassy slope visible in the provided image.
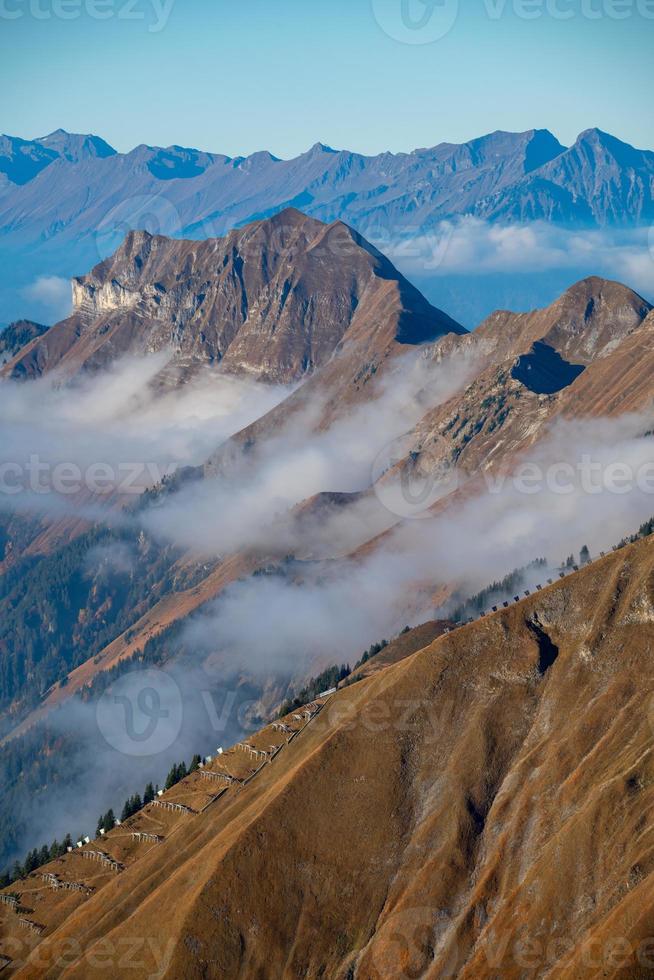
[350,620,447,680]
[8,536,654,979]
[559,309,654,417]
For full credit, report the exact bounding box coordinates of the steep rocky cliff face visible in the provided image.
[3,537,654,979]
[3,209,463,383]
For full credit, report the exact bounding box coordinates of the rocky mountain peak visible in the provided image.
[35,129,117,162]
[474,275,651,366]
[4,209,464,383]
[463,128,565,172]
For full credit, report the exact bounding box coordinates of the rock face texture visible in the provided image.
[3,209,464,383]
[557,308,654,416]
[397,276,652,489]
[472,274,652,367]
[4,538,654,979]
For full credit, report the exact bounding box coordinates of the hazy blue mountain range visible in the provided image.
[1,126,652,327]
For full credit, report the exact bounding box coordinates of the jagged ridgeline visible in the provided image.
[1,127,654,324]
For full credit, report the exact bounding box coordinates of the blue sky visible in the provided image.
[1,0,652,156]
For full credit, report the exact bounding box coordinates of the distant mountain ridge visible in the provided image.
[0,129,115,185]
[2,126,652,228]
[1,125,651,328]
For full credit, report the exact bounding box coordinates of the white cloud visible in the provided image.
[22,275,72,323]
[0,351,292,513]
[178,410,654,679]
[142,348,481,556]
[378,219,654,299]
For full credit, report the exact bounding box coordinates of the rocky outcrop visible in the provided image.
[392,277,652,492]
[3,209,464,383]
